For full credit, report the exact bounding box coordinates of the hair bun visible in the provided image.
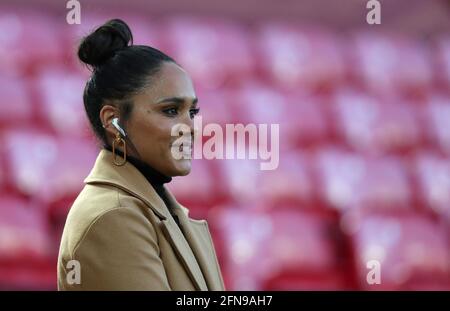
[78,19,133,68]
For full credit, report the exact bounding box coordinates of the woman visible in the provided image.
[57,19,225,291]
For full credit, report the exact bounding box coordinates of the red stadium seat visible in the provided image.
[2,130,98,204]
[34,67,90,137]
[212,206,344,290]
[218,148,315,206]
[423,94,450,155]
[413,152,450,220]
[0,150,3,190]
[194,88,236,125]
[0,74,33,129]
[333,89,422,154]
[257,151,316,207]
[435,36,450,91]
[0,9,64,73]
[346,210,450,290]
[352,33,433,97]
[217,158,262,204]
[316,148,412,211]
[0,195,55,289]
[233,83,328,149]
[0,196,49,262]
[164,17,255,88]
[257,23,346,92]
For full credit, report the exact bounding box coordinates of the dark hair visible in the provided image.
[78,19,176,145]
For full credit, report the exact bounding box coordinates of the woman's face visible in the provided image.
[120,62,198,177]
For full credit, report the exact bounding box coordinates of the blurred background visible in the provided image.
[0,0,449,290]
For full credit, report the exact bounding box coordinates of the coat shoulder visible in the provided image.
[57,185,166,290]
[59,183,136,259]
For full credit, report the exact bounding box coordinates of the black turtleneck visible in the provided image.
[103,145,182,228]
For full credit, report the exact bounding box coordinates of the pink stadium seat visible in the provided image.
[256,151,315,207]
[435,36,450,91]
[333,90,422,154]
[194,88,236,125]
[0,150,3,189]
[34,67,90,137]
[218,150,315,206]
[212,206,343,290]
[423,94,450,155]
[0,9,63,73]
[164,17,254,88]
[352,33,433,97]
[257,23,346,91]
[316,148,412,211]
[413,152,450,220]
[2,130,98,204]
[233,83,328,149]
[219,158,265,204]
[0,74,33,130]
[347,210,449,290]
[0,195,55,289]
[0,196,49,262]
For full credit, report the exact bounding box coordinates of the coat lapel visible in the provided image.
[165,190,225,291]
[83,149,210,291]
[159,217,208,290]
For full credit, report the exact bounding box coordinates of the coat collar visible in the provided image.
[83,149,224,291]
[84,148,169,220]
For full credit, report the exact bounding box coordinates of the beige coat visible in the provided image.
[57,149,225,291]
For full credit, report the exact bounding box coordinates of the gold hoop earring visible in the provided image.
[112,132,127,166]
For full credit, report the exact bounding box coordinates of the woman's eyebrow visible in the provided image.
[156,96,198,106]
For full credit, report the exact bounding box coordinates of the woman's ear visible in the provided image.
[100,104,120,138]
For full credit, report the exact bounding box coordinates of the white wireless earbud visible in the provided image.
[111,117,127,137]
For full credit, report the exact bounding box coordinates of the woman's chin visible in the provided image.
[171,159,192,176]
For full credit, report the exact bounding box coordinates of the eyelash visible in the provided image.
[190,108,201,118]
[163,107,201,118]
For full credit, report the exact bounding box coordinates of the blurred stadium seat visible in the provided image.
[2,130,97,204]
[423,94,450,155]
[0,8,64,74]
[212,206,347,290]
[164,16,255,89]
[413,152,450,220]
[34,66,90,136]
[351,33,433,98]
[233,83,329,149]
[316,148,413,211]
[435,36,450,91]
[332,89,423,154]
[0,196,49,262]
[194,88,236,125]
[0,74,33,130]
[257,23,346,92]
[345,210,450,290]
[0,195,54,289]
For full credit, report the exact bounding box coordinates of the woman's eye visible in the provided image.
[163,107,178,116]
[190,108,200,118]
